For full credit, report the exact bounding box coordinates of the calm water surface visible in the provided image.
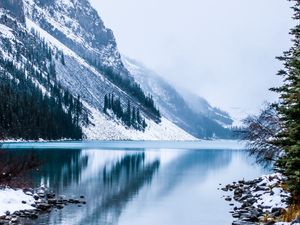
[1,141,268,225]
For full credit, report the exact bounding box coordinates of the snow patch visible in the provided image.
[83,105,197,141]
[0,188,35,216]
[0,24,14,39]
[252,173,290,211]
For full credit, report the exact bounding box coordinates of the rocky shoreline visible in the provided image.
[221,173,299,225]
[0,186,86,225]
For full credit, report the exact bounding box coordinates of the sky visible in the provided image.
[90,0,294,121]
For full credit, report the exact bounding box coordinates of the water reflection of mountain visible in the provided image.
[30,150,159,225]
[82,154,159,225]
[154,149,234,198]
[29,149,87,189]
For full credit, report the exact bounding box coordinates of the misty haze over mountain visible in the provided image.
[90,0,294,121]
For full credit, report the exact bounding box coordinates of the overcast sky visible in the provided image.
[90,0,293,121]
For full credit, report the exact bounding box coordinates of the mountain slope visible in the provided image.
[0,3,86,140]
[24,0,122,71]
[0,0,195,140]
[23,0,162,120]
[123,57,233,139]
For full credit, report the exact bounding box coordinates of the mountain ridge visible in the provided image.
[123,56,234,139]
[0,0,196,140]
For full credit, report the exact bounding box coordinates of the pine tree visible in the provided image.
[49,62,56,80]
[126,100,131,126]
[137,108,141,125]
[111,93,114,110]
[102,93,147,131]
[108,93,111,109]
[270,0,300,202]
[142,119,147,130]
[104,94,108,112]
[131,107,136,127]
[114,98,123,118]
[75,95,81,126]
[61,51,65,65]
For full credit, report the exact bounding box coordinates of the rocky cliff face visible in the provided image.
[24,0,127,76]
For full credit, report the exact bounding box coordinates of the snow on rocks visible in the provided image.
[221,173,293,225]
[0,186,86,224]
[0,188,35,216]
[252,174,290,211]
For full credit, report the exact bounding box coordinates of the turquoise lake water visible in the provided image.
[0,141,268,225]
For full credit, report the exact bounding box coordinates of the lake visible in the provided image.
[0,141,268,225]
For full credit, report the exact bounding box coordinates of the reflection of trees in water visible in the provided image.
[30,149,87,190]
[89,153,160,225]
[0,149,160,225]
[0,149,244,225]
[38,152,160,225]
[0,150,40,187]
[103,153,146,186]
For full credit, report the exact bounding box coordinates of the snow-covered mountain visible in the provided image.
[123,57,234,139]
[24,0,125,75]
[178,89,233,128]
[0,0,195,140]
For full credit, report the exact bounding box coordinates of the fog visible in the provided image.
[90,0,293,121]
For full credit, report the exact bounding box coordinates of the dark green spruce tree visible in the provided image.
[104,94,108,112]
[270,0,300,202]
[61,51,65,65]
[102,94,147,131]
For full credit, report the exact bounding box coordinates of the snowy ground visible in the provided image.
[254,174,299,225]
[83,106,197,141]
[252,173,290,211]
[225,173,299,225]
[0,188,35,216]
